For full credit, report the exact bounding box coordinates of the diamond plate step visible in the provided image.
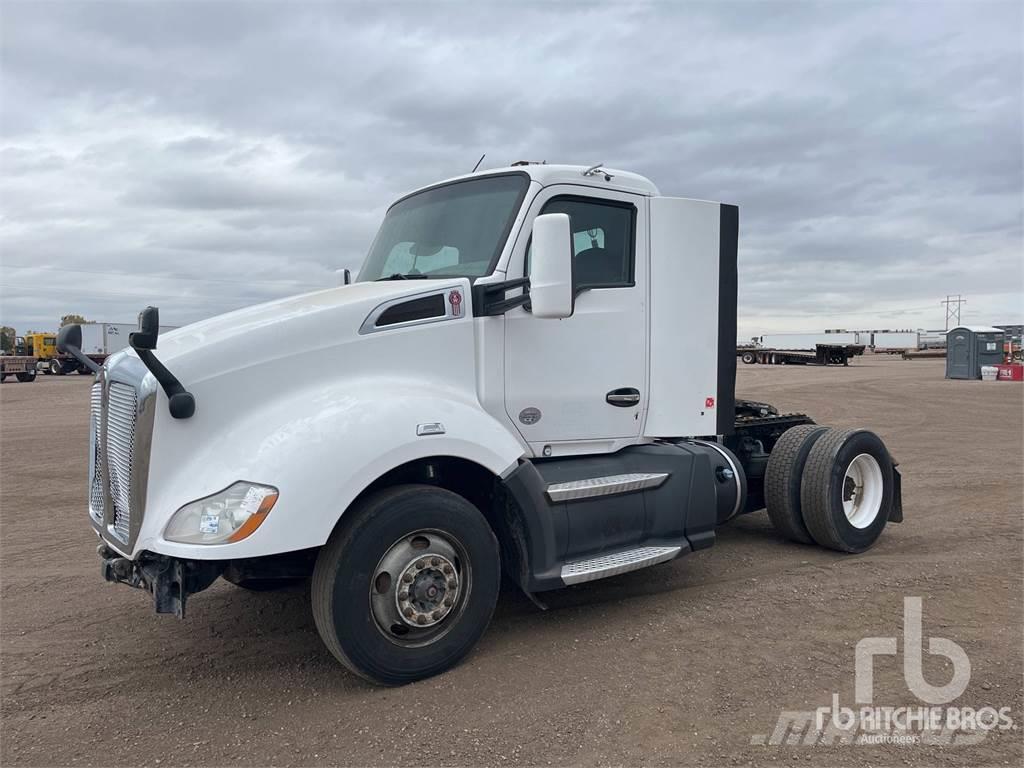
[560,545,681,585]
[545,472,669,503]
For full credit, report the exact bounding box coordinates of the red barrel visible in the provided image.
[995,364,1024,381]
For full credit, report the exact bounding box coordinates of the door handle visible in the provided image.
[606,388,640,407]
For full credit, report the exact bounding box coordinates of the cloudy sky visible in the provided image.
[1,0,1021,339]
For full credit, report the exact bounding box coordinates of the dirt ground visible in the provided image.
[1,355,1021,767]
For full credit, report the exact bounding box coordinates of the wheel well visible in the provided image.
[345,456,526,583]
[354,456,495,514]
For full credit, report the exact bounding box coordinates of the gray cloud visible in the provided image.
[1,0,1021,336]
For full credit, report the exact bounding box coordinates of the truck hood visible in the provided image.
[132,279,467,385]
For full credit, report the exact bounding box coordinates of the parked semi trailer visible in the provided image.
[739,344,865,366]
[756,332,863,349]
[871,331,920,353]
[62,163,903,685]
[0,354,38,382]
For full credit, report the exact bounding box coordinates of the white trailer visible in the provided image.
[871,331,920,352]
[63,163,904,685]
[758,332,860,350]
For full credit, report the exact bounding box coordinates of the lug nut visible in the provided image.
[432,610,443,620]
[447,580,457,589]
[416,614,427,625]
[415,561,426,570]
[398,590,409,601]
[403,606,414,618]
[430,557,440,566]
[442,564,453,575]
[443,597,453,607]
[402,573,413,583]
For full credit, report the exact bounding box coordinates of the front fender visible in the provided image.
[136,376,527,560]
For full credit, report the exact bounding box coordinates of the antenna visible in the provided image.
[471,153,485,173]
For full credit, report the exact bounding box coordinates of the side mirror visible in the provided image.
[336,268,352,286]
[57,323,102,373]
[530,213,574,319]
[56,323,82,354]
[129,306,159,351]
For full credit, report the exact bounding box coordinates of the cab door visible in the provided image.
[503,185,648,451]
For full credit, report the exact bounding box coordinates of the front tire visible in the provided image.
[312,484,500,685]
[16,371,36,383]
[800,429,894,553]
[741,351,756,365]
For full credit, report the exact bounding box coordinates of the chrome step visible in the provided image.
[561,545,681,585]
[545,472,669,503]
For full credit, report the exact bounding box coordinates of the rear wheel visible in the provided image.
[800,429,893,552]
[764,425,829,544]
[76,367,92,375]
[49,360,63,375]
[16,371,36,383]
[312,484,500,685]
[741,351,756,365]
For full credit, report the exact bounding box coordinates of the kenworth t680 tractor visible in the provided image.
[60,163,902,685]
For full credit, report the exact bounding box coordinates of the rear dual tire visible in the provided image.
[766,426,893,553]
[764,425,829,544]
[312,484,500,686]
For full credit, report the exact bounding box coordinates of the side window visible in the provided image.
[528,197,635,289]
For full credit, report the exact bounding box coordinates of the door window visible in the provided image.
[528,197,636,289]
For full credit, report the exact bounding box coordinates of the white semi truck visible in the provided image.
[60,163,903,685]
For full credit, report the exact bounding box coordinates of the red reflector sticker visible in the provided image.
[705,397,716,408]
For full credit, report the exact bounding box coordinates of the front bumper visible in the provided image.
[97,543,222,618]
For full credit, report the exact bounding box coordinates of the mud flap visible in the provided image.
[889,465,904,523]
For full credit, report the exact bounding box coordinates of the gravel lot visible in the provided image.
[1,355,1021,767]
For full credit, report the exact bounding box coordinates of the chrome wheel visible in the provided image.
[842,453,884,529]
[370,529,469,646]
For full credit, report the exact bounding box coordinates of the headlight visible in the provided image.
[164,482,278,545]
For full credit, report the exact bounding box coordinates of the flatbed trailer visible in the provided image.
[902,348,945,360]
[0,356,39,382]
[739,344,865,366]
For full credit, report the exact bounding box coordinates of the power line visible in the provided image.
[0,282,299,303]
[0,261,325,288]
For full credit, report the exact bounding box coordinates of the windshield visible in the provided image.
[358,173,529,282]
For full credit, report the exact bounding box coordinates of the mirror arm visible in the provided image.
[132,348,196,419]
[128,306,195,420]
[471,277,531,316]
[65,345,102,374]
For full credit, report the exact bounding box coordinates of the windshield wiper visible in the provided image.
[375,273,431,281]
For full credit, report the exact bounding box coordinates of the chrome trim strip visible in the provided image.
[689,439,743,521]
[358,286,465,335]
[561,545,681,585]
[545,472,669,503]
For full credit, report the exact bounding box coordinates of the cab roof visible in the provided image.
[403,163,660,199]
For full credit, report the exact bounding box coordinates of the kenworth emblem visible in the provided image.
[518,407,542,425]
[448,289,463,317]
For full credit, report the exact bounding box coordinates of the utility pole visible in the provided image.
[941,295,966,331]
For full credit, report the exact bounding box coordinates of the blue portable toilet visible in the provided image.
[946,326,1005,379]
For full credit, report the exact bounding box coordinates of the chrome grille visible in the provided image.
[106,382,139,543]
[88,383,104,521]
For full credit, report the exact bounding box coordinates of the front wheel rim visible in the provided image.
[370,529,470,647]
[842,453,884,528]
